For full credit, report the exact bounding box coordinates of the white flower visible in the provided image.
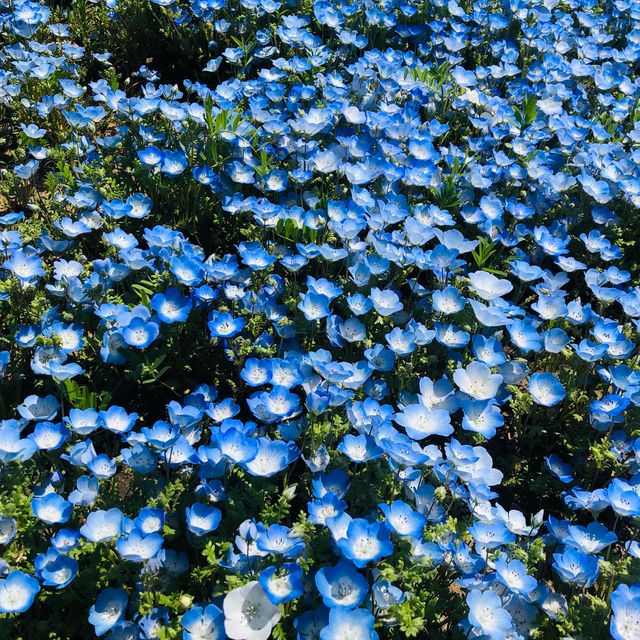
[223,581,281,640]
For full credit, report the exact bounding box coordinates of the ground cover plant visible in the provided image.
[0,0,640,637]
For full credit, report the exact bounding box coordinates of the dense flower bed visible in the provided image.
[1,0,640,637]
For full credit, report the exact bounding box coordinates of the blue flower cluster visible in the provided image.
[1,0,640,636]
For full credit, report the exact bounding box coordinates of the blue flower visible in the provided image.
[2,249,44,284]
[466,589,512,639]
[298,292,331,321]
[0,570,40,614]
[552,547,599,587]
[182,604,225,640]
[80,508,124,542]
[121,316,160,348]
[545,454,573,483]
[116,529,164,562]
[379,500,426,538]
[208,311,246,338]
[259,563,304,604]
[494,556,537,595]
[0,516,17,546]
[468,271,513,301]
[453,361,503,401]
[369,287,403,316]
[319,607,377,640]
[336,519,393,568]
[566,521,617,555]
[256,524,305,557]
[89,587,128,636]
[528,372,565,407]
[150,287,192,323]
[185,503,222,535]
[31,493,73,524]
[610,584,640,640]
[35,550,78,588]
[315,559,368,609]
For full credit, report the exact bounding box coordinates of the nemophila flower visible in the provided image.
[552,547,599,587]
[379,500,425,537]
[182,604,225,640]
[243,437,297,477]
[394,404,453,440]
[0,516,17,545]
[610,584,640,640]
[434,323,469,349]
[30,421,69,450]
[100,406,138,434]
[223,580,281,640]
[122,316,160,348]
[466,589,512,640]
[543,328,571,353]
[14,160,39,180]
[161,150,188,176]
[432,286,466,314]
[0,428,23,464]
[247,386,300,423]
[31,493,72,524]
[80,508,124,542]
[574,338,608,362]
[34,549,78,589]
[307,493,347,526]
[545,454,573,483]
[138,607,169,640]
[241,358,272,387]
[460,399,504,438]
[468,521,516,550]
[18,394,60,421]
[239,244,277,270]
[116,529,164,562]
[494,556,537,595]
[212,427,257,464]
[607,479,640,517]
[507,320,543,353]
[372,580,404,609]
[315,559,368,609]
[134,507,165,535]
[30,345,67,376]
[385,327,416,355]
[258,563,304,604]
[142,421,180,449]
[256,524,305,557]
[51,529,80,555]
[3,249,45,283]
[337,434,383,463]
[298,292,331,321]
[186,503,222,535]
[468,271,513,301]
[453,361,503,401]
[89,587,128,636]
[370,287,403,316]
[0,570,40,614]
[208,311,246,338]
[121,442,157,474]
[528,372,565,407]
[566,521,617,555]
[337,519,393,568]
[150,287,192,323]
[312,469,350,500]
[471,335,506,366]
[294,607,329,640]
[320,607,377,640]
